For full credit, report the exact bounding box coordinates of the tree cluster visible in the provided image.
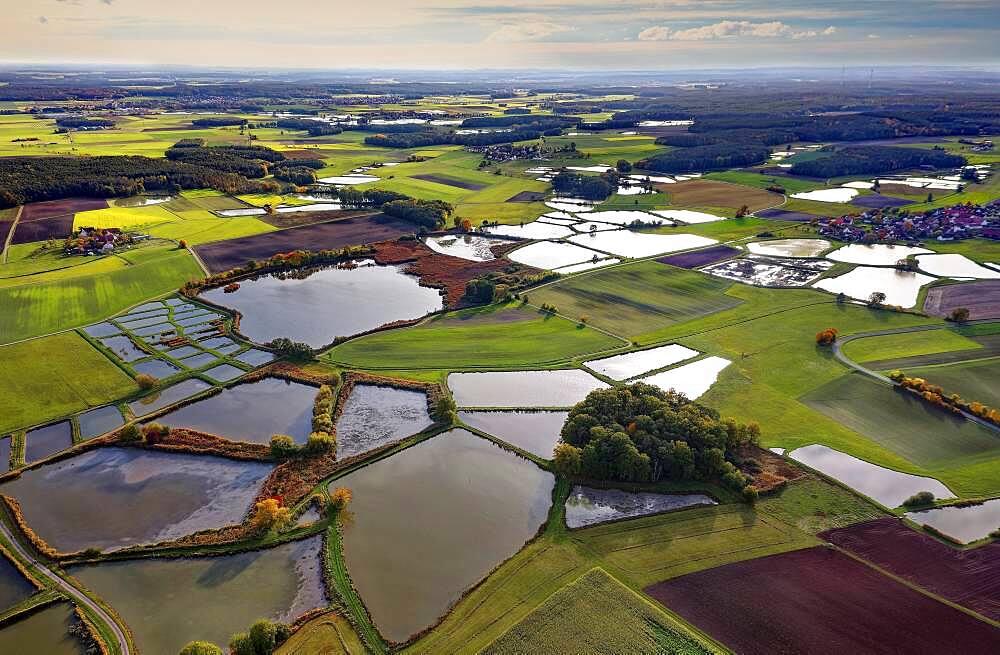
[637,142,771,174]
[55,116,114,129]
[551,171,614,201]
[380,198,452,229]
[790,146,965,178]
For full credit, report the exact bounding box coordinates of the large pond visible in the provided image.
[24,421,72,463]
[826,244,932,266]
[568,231,716,258]
[565,486,717,528]
[459,410,568,459]
[916,254,1000,279]
[0,603,86,655]
[0,448,273,552]
[788,444,954,508]
[508,241,604,270]
[813,266,935,307]
[746,239,831,258]
[0,551,34,611]
[584,344,698,380]
[639,356,731,400]
[339,429,554,643]
[424,235,506,262]
[71,535,326,655]
[584,210,668,226]
[484,222,574,240]
[156,378,317,445]
[448,370,608,408]
[904,498,1000,544]
[335,384,433,459]
[201,262,443,348]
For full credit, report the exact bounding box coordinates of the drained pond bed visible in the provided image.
[565,486,717,528]
[334,384,433,459]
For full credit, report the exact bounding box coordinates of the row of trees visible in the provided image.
[889,370,1000,426]
[363,124,552,149]
[637,142,771,174]
[790,146,965,178]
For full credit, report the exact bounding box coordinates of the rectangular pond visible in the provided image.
[71,535,326,655]
[458,410,568,459]
[133,358,181,379]
[424,235,506,262]
[0,447,273,553]
[584,344,698,380]
[77,405,124,439]
[746,239,831,258]
[485,222,575,240]
[156,378,317,445]
[448,370,609,408]
[904,498,1000,544]
[100,334,149,362]
[202,363,246,382]
[508,241,605,270]
[826,244,932,266]
[568,231,716,258]
[334,384,433,459]
[813,267,936,308]
[24,421,72,463]
[128,378,213,417]
[639,356,731,400]
[0,436,10,473]
[201,262,443,348]
[565,486,717,528]
[339,429,554,643]
[789,444,954,508]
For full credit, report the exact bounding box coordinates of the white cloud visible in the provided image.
[868,33,881,39]
[485,21,573,43]
[639,20,838,42]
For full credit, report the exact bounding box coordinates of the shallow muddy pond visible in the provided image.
[905,498,1000,544]
[0,550,34,611]
[0,603,86,655]
[449,370,608,408]
[915,254,1000,279]
[826,243,932,266]
[424,235,506,261]
[0,447,273,552]
[24,421,72,463]
[339,429,554,642]
[77,405,124,439]
[334,384,433,458]
[508,241,604,270]
[128,378,212,417]
[639,356,730,400]
[789,444,954,508]
[565,486,716,528]
[201,262,443,348]
[71,535,326,654]
[568,231,716,258]
[157,378,317,444]
[584,344,698,380]
[704,257,831,287]
[458,410,568,458]
[746,239,830,258]
[813,266,935,307]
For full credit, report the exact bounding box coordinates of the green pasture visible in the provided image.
[704,171,823,194]
[842,328,983,363]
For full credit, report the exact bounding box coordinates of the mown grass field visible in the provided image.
[899,358,1000,408]
[529,261,742,338]
[325,303,621,370]
[0,332,136,434]
[274,612,366,655]
[842,328,983,363]
[0,244,203,343]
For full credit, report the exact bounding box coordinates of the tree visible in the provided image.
[902,491,935,507]
[251,498,292,533]
[815,328,838,346]
[615,159,632,173]
[948,307,970,323]
[135,373,156,390]
[431,395,457,424]
[305,431,335,454]
[178,239,189,249]
[249,619,277,655]
[179,642,222,655]
[553,442,582,476]
[229,633,253,655]
[735,204,750,218]
[329,487,353,512]
[269,434,297,459]
[867,291,887,306]
[141,422,170,444]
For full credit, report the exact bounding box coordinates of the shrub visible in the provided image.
[903,491,936,507]
[135,373,156,390]
[431,395,457,423]
[269,434,297,459]
[178,239,189,249]
[229,632,253,655]
[867,291,887,306]
[249,619,277,655]
[119,423,141,442]
[251,498,292,533]
[305,431,335,454]
[179,642,223,655]
[141,422,170,444]
[329,487,353,512]
[888,369,905,382]
[267,337,314,359]
[742,485,759,504]
[947,307,970,323]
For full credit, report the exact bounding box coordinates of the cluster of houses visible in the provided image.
[63,227,147,256]
[816,200,1000,244]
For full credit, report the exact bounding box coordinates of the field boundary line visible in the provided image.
[1,205,22,264]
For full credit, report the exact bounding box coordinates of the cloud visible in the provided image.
[485,21,573,42]
[638,20,838,42]
[868,33,881,39]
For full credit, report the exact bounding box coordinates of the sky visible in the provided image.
[5,0,999,70]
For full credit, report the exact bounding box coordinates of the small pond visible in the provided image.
[424,235,506,262]
[24,421,72,463]
[584,344,699,380]
[201,262,443,348]
[339,429,554,642]
[115,196,172,207]
[334,385,433,459]
[904,498,1000,544]
[199,336,238,350]
[178,352,220,369]
[485,222,575,240]
[216,207,266,217]
[0,603,86,655]
[565,486,717,528]
[156,378,317,444]
[0,447,273,552]
[746,239,831,258]
[82,322,119,338]
[508,241,604,270]
[826,244,932,266]
[203,363,246,382]
[790,188,859,203]
[639,356,730,400]
[71,535,326,655]
[458,410,568,459]
[813,266,935,307]
[568,231,716,258]
[651,209,725,224]
[117,314,169,330]
[585,211,668,226]
[100,335,148,362]
[234,348,275,367]
[77,405,124,439]
[788,444,954,508]
[0,436,10,473]
[133,358,181,379]
[448,370,608,408]
[0,550,34,611]
[916,254,1000,279]
[131,321,175,337]
[317,174,379,185]
[128,378,212,417]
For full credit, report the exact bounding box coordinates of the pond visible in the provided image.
[133,358,181,379]
[915,254,1000,279]
[639,356,730,400]
[651,209,726,224]
[424,235,506,262]
[115,196,172,207]
[0,603,86,655]
[553,258,620,274]
[813,266,936,307]
[100,335,148,362]
[201,262,443,348]
[568,231,716,258]
[0,447,273,553]
[904,498,1000,544]
[24,421,72,463]
[0,436,9,473]
[584,344,699,380]
[339,429,554,643]
[71,535,326,655]
[128,378,213,417]
[216,207,266,217]
[178,352,220,369]
[746,239,831,258]
[508,241,605,270]
[0,549,34,611]
[458,410,568,458]
[157,378,318,444]
[203,363,246,382]
[77,405,124,439]
[788,444,954,508]
[704,257,832,287]
[448,370,608,408]
[233,348,275,367]
[317,174,380,185]
[565,486,717,528]
[485,222,574,240]
[790,188,859,203]
[826,243,932,266]
[82,322,120,338]
[334,384,433,459]
[586,210,668,226]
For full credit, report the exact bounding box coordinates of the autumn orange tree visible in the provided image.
[251,498,292,533]
[815,328,838,346]
[329,487,353,512]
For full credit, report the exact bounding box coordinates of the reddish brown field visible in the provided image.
[821,518,1000,621]
[645,546,999,655]
[11,197,110,244]
[194,214,417,273]
[656,180,781,211]
[924,280,1000,320]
